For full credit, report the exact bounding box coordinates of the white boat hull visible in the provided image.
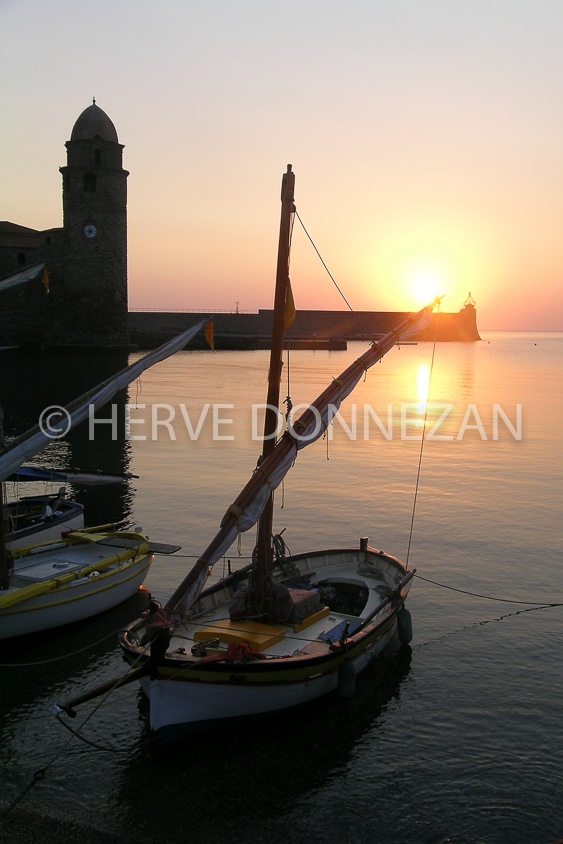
[141,620,396,740]
[0,558,151,639]
[0,529,153,640]
[120,546,413,743]
[6,495,85,550]
[7,511,85,550]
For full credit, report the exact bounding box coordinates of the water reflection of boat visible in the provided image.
[111,643,413,841]
[0,321,208,640]
[61,166,437,742]
[0,620,410,838]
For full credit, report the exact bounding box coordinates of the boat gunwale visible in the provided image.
[121,610,401,694]
[12,528,150,558]
[0,530,153,612]
[173,545,407,602]
[0,553,154,618]
[6,497,85,545]
[118,546,410,680]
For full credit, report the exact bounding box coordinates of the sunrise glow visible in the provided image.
[416,364,430,422]
[416,364,430,404]
[407,270,443,308]
[1,1,563,328]
[395,248,458,309]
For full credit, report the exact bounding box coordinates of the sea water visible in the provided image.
[0,332,561,843]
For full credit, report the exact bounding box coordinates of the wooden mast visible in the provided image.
[0,408,10,590]
[251,164,295,615]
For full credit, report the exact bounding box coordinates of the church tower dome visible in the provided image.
[70,100,119,143]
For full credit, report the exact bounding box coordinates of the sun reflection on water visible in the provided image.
[415,363,430,424]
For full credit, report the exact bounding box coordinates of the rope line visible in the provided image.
[414,572,563,606]
[405,302,440,566]
[295,209,353,311]
[155,552,254,560]
[0,644,151,817]
[0,627,127,668]
[54,710,129,753]
[411,603,560,655]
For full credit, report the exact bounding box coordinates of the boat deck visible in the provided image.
[11,536,146,588]
[169,563,393,659]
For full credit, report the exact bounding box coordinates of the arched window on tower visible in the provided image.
[84,173,96,192]
[94,149,102,165]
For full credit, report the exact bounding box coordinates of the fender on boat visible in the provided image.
[397,607,413,644]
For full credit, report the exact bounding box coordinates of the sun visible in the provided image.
[407,269,443,307]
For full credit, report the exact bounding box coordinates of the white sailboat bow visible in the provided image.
[0,320,209,638]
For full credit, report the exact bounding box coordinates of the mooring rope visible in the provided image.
[0,627,126,668]
[405,301,441,566]
[0,643,152,818]
[414,572,563,606]
[53,708,131,753]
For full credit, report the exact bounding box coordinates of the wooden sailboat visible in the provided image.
[5,466,137,550]
[0,410,85,551]
[60,166,439,741]
[0,524,154,640]
[5,488,84,551]
[0,320,209,639]
[3,454,141,553]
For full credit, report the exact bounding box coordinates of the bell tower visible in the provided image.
[58,99,129,345]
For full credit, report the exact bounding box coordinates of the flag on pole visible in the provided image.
[205,319,214,351]
[284,279,296,329]
[42,266,49,294]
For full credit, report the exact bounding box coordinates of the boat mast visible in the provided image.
[0,408,10,589]
[252,164,295,615]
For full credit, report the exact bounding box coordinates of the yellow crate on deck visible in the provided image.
[193,619,286,652]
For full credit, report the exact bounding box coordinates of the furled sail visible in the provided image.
[0,262,46,293]
[165,300,440,621]
[0,319,209,482]
[7,466,137,485]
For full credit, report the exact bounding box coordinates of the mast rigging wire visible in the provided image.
[295,209,353,311]
[405,301,441,566]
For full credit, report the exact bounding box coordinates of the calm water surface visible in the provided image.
[0,332,562,843]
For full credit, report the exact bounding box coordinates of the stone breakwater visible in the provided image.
[0,301,479,351]
[128,305,480,350]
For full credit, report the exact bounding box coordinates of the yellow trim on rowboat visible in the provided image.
[13,529,143,557]
[1,557,152,616]
[0,541,151,610]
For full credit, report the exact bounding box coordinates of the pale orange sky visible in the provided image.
[1,0,562,329]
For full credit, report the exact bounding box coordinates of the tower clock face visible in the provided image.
[83,224,97,238]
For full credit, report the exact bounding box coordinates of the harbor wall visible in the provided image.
[0,295,480,351]
[128,303,480,349]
